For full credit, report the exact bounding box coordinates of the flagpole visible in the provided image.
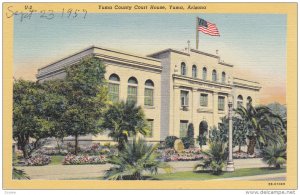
[196,17,199,50]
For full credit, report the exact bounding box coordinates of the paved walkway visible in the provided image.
[16,158,269,180]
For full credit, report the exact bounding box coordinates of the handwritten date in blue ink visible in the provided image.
[6,6,88,22]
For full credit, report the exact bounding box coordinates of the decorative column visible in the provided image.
[226,95,235,172]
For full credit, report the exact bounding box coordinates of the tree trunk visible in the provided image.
[21,146,29,159]
[247,136,256,155]
[74,134,78,155]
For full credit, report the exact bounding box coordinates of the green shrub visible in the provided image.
[165,136,178,148]
[194,141,228,175]
[181,137,195,149]
[261,137,286,169]
[105,138,172,180]
[181,137,191,149]
[187,123,195,147]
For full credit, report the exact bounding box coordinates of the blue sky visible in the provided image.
[13,13,287,104]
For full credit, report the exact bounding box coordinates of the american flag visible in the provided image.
[198,18,220,36]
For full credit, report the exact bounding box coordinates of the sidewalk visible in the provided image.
[17,158,271,180]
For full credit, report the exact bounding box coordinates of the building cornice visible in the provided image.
[38,45,161,72]
[218,61,234,67]
[37,45,163,80]
[173,74,233,90]
[233,77,260,84]
[233,77,261,91]
[190,49,219,59]
[94,54,162,72]
[233,82,261,91]
[147,48,190,57]
[38,46,94,71]
[37,54,162,80]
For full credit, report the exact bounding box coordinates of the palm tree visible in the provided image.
[13,168,30,180]
[235,100,285,155]
[261,137,286,169]
[101,101,150,150]
[194,140,228,175]
[104,138,172,180]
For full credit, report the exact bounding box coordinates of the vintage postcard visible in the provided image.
[2,2,297,190]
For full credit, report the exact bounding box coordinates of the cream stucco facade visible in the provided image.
[37,46,261,144]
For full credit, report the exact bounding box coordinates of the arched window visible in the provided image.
[192,65,197,78]
[145,79,154,106]
[222,72,226,83]
[127,77,138,103]
[128,77,138,84]
[212,70,217,82]
[181,62,187,76]
[202,67,207,80]
[247,96,252,104]
[108,74,120,102]
[237,95,243,108]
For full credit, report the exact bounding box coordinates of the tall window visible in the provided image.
[212,70,217,82]
[202,67,207,80]
[222,72,226,83]
[127,77,138,103]
[181,62,187,76]
[237,95,243,108]
[180,90,189,107]
[108,74,120,102]
[192,65,197,78]
[200,93,208,107]
[180,120,188,138]
[218,96,225,111]
[144,79,154,106]
[146,119,154,137]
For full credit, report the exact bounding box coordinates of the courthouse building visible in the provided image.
[37,45,261,144]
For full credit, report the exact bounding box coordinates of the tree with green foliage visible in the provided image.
[13,80,65,158]
[198,121,208,149]
[182,123,195,149]
[59,57,108,154]
[235,100,285,155]
[39,80,68,153]
[218,116,247,153]
[101,101,150,150]
[187,123,195,147]
[209,125,228,143]
[105,138,172,180]
[233,118,248,153]
[261,137,286,169]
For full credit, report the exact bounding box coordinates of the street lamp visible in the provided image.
[226,95,235,172]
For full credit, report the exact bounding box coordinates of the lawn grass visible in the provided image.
[63,167,285,180]
[50,155,64,165]
[152,167,286,180]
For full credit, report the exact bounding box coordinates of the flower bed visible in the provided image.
[158,148,207,162]
[233,151,261,159]
[25,154,51,166]
[37,148,68,156]
[80,143,117,156]
[62,153,107,165]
